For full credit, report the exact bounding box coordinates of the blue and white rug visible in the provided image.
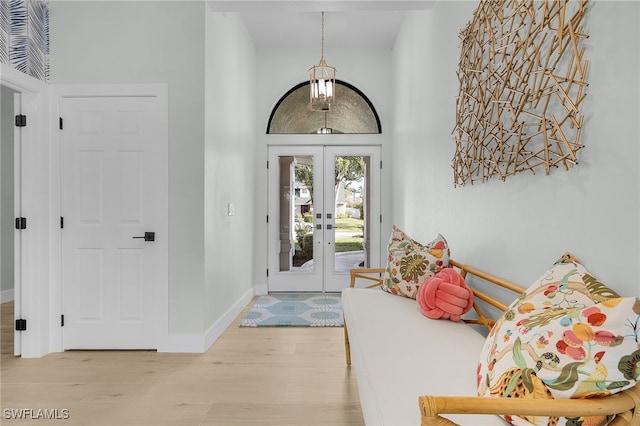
[239,293,343,327]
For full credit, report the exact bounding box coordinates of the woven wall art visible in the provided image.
[452,0,589,186]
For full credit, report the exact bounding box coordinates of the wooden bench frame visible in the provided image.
[345,259,640,426]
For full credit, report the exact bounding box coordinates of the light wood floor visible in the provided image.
[0,300,365,425]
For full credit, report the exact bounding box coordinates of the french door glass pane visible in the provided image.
[277,155,315,273]
[332,156,369,273]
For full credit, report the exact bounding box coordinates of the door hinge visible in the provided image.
[266,160,269,169]
[266,215,269,223]
[60,217,64,229]
[15,319,27,331]
[15,217,27,230]
[380,214,383,223]
[15,114,26,127]
[61,315,65,327]
[266,269,269,277]
[380,160,383,169]
[59,117,63,130]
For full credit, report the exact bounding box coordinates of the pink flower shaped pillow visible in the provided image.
[417,268,474,321]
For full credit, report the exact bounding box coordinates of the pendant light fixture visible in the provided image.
[309,11,336,112]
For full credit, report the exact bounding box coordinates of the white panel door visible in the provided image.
[61,96,167,350]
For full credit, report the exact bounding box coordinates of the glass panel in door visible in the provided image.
[267,146,324,292]
[323,146,380,292]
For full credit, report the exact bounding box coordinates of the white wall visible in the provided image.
[392,1,640,293]
[49,1,207,336]
[253,47,394,290]
[1,85,15,302]
[204,11,256,333]
[50,2,262,349]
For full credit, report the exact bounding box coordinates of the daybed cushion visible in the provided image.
[477,253,640,426]
[343,287,507,425]
[381,226,449,299]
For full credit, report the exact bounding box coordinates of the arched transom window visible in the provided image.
[267,80,381,134]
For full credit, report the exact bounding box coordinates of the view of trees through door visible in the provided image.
[267,145,380,293]
[293,155,366,270]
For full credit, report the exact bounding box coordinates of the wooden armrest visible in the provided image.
[349,268,385,288]
[419,385,640,425]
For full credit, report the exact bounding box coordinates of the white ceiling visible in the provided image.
[208,1,434,49]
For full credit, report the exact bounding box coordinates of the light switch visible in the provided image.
[228,203,235,216]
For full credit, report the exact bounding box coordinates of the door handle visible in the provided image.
[133,232,155,242]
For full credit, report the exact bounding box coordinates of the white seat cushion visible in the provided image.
[342,287,507,425]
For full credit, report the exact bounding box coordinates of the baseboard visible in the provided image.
[203,287,254,351]
[1,289,14,304]
[157,287,255,354]
[156,334,206,353]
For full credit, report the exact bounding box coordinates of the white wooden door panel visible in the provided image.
[62,95,166,350]
[78,151,104,223]
[118,151,143,223]
[77,248,104,321]
[118,248,144,321]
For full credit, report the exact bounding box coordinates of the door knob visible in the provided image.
[133,232,155,242]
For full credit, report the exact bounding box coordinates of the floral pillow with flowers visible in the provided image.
[381,226,449,299]
[477,253,640,426]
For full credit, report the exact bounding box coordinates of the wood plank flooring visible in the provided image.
[0,300,365,425]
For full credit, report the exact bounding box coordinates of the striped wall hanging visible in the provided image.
[0,0,49,81]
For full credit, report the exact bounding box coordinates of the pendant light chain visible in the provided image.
[321,11,325,59]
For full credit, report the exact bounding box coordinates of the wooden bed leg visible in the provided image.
[344,320,351,366]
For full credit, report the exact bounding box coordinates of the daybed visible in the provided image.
[342,259,640,426]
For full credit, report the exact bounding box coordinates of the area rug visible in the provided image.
[239,293,343,327]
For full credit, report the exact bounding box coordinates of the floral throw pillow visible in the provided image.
[477,253,640,426]
[381,226,449,299]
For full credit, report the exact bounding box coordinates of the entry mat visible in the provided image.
[239,293,343,327]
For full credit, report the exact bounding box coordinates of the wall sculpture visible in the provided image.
[452,0,589,186]
[0,0,49,81]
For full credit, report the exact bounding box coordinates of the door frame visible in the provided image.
[1,65,47,358]
[50,84,169,353]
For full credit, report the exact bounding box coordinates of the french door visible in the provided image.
[267,145,380,292]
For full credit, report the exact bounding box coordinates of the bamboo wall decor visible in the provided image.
[452,0,590,186]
